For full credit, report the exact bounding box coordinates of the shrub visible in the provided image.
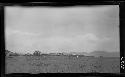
[24,53,32,56]
[9,52,19,56]
[5,50,19,56]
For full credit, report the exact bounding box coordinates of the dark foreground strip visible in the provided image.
[5,73,125,77]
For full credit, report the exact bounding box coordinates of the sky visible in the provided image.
[5,5,119,54]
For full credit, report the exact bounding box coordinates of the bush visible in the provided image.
[24,53,32,56]
[9,52,19,56]
[5,50,19,56]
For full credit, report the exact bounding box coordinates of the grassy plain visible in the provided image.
[5,55,120,73]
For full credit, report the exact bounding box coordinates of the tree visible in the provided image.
[33,50,41,56]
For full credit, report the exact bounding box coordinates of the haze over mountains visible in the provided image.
[88,51,119,57]
[68,51,119,57]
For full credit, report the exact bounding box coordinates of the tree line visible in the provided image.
[5,50,43,56]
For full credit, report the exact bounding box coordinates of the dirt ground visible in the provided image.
[5,55,120,73]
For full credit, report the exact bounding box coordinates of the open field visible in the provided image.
[5,55,120,73]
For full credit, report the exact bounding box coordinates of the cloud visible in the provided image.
[30,33,111,53]
[6,28,112,53]
[6,28,41,36]
[5,6,119,53]
[76,33,99,41]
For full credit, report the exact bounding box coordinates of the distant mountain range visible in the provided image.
[68,51,120,57]
[68,51,89,55]
[5,50,120,57]
[88,51,120,57]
